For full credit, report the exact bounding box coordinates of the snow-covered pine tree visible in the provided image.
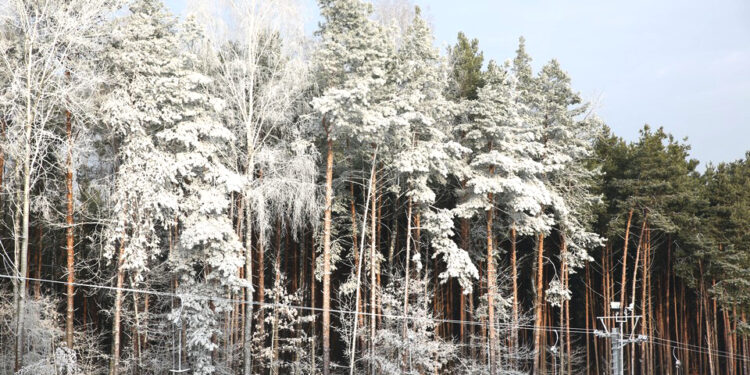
[100,1,186,372]
[456,60,552,373]
[388,11,478,362]
[537,60,602,271]
[311,0,393,372]
[152,17,246,375]
[537,59,603,373]
[391,6,477,288]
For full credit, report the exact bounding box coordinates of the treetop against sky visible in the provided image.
[168,0,750,167]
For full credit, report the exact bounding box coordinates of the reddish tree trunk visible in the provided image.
[510,225,519,357]
[533,233,545,374]
[619,209,634,307]
[109,231,126,375]
[350,181,364,330]
[0,119,4,204]
[321,122,333,375]
[486,193,497,374]
[65,103,75,349]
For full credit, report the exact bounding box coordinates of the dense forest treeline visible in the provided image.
[1,0,749,374]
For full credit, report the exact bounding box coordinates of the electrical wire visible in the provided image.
[2,273,749,362]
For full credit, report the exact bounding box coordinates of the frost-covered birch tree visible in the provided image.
[0,0,114,370]
[186,1,312,372]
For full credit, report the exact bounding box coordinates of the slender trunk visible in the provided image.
[666,235,672,375]
[415,211,421,275]
[460,209,470,349]
[65,101,75,349]
[350,181,364,330]
[646,229,654,374]
[131,281,142,374]
[629,215,648,372]
[604,241,612,374]
[109,232,126,375]
[479,262,486,365]
[731,305,742,374]
[401,197,413,370]
[680,283,689,373]
[700,262,716,375]
[711,278,719,375]
[294,236,305,375]
[310,232,317,375]
[639,222,648,375]
[724,308,733,375]
[619,208,634,307]
[12,155,21,356]
[533,233,545,374]
[376,180,383,256]
[350,158,376,375]
[469,288,475,359]
[271,221,282,375]
[258,214,265,339]
[563,236,571,375]
[0,119,5,208]
[322,121,333,375]
[369,164,377,374]
[243,196,254,375]
[433,257,440,337]
[486,194,497,374]
[742,311,749,375]
[34,224,42,299]
[510,224,519,357]
[560,236,567,375]
[584,262,592,375]
[387,195,398,269]
[143,294,149,353]
[15,46,35,371]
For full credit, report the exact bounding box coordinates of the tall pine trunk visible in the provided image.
[243,197,254,375]
[486,193,497,374]
[65,101,75,349]
[321,121,334,375]
[310,232,317,375]
[563,235,571,375]
[0,119,5,207]
[401,197,413,371]
[350,182,364,331]
[271,221,282,375]
[700,262,716,375]
[533,233,545,374]
[460,212,470,349]
[510,224,519,358]
[665,234,672,375]
[369,164,377,373]
[109,231,126,375]
[619,208,634,308]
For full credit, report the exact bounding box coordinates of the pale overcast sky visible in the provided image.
[167,0,750,167]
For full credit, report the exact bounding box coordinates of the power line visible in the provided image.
[3,273,749,363]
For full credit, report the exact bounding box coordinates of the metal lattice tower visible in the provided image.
[594,302,648,375]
